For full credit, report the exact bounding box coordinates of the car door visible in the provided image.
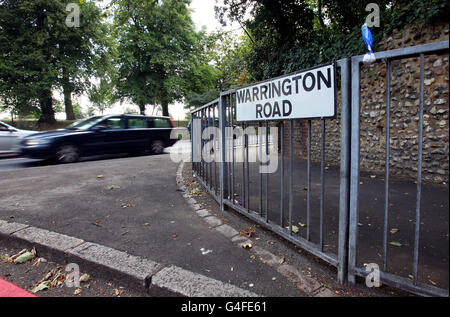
[85,117,129,155]
[0,123,15,153]
[148,118,174,146]
[126,117,150,151]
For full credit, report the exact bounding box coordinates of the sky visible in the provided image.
[190,0,226,33]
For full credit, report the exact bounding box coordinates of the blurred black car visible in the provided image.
[20,115,177,163]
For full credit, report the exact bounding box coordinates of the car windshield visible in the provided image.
[67,116,104,130]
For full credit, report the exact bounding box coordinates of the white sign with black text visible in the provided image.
[236,63,336,122]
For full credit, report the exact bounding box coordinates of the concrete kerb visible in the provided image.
[178,159,337,297]
[0,219,260,297]
[152,266,258,297]
[66,242,162,291]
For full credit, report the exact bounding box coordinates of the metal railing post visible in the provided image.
[219,93,229,211]
[337,58,351,284]
[348,57,361,285]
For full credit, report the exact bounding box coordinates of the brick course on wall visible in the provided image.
[283,21,449,184]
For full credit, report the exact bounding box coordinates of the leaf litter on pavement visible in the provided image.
[1,247,93,294]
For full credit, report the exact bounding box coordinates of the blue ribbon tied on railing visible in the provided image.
[362,23,376,64]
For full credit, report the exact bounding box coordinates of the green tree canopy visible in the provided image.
[0,0,112,123]
[215,0,449,81]
[113,0,207,117]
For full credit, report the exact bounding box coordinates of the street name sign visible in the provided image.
[236,63,336,122]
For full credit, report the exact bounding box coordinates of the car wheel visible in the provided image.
[55,144,80,164]
[151,140,165,154]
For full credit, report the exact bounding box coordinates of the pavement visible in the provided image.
[217,151,449,291]
[0,141,429,298]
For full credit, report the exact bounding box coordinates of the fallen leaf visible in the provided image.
[240,226,256,238]
[241,243,252,249]
[279,257,285,265]
[390,228,399,234]
[390,241,402,247]
[74,287,82,295]
[97,175,104,179]
[14,251,34,264]
[112,288,124,297]
[298,222,306,227]
[31,281,49,293]
[50,271,64,287]
[171,233,178,238]
[291,225,300,233]
[429,280,437,286]
[79,273,90,283]
[8,249,27,262]
[200,248,212,255]
[41,271,53,282]
[1,254,10,263]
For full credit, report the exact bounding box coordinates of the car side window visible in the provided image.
[0,123,9,131]
[152,118,171,128]
[101,118,125,130]
[128,118,148,129]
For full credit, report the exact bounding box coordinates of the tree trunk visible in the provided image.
[64,85,75,121]
[317,0,325,29]
[161,99,169,117]
[38,90,56,124]
[139,104,146,115]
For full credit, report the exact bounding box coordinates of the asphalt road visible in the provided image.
[0,154,132,172]
[0,157,42,171]
[0,139,192,172]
